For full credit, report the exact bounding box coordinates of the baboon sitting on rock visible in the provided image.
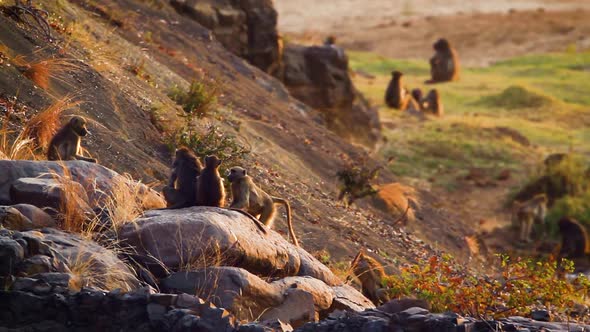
[427,38,460,83]
[163,147,202,209]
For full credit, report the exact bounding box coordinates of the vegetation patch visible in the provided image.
[478,85,555,109]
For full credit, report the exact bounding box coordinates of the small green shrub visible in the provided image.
[385,254,590,320]
[168,79,219,119]
[167,124,249,174]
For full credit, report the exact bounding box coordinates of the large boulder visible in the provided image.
[282,44,381,148]
[0,228,141,291]
[171,0,280,75]
[0,160,165,209]
[118,207,340,285]
[161,267,373,325]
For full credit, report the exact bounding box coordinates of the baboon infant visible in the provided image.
[349,249,390,306]
[227,166,299,246]
[196,155,226,207]
[163,147,202,209]
[511,193,547,242]
[47,116,96,162]
[385,71,418,111]
[420,89,444,116]
[427,38,460,83]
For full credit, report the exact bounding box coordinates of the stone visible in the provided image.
[32,273,71,288]
[0,206,34,231]
[119,207,340,285]
[150,293,178,307]
[9,177,91,213]
[18,255,55,275]
[281,44,381,148]
[0,237,25,276]
[377,298,430,314]
[0,160,164,209]
[399,306,430,317]
[147,303,167,322]
[176,293,204,309]
[530,309,551,322]
[260,288,316,327]
[11,204,57,229]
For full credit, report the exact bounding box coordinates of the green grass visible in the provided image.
[349,50,590,186]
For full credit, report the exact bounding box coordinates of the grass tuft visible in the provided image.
[479,85,555,109]
[14,55,83,90]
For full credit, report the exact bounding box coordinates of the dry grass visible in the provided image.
[13,55,82,90]
[49,166,92,234]
[0,102,37,160]
[22,96,81,151]
[66,245,137,292]
[102,174,152,232]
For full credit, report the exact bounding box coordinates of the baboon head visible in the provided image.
[204,155,222,169]
[69,116,89,137]
[174,147,201,170]
[227,166,247,183]
[392,71,403,79]
[433,38,451,52]
[324,35,336,45]
[411,88,423,102]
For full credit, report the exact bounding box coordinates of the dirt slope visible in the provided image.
[0,0,482,271]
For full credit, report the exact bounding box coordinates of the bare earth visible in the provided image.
[275,0,590,66]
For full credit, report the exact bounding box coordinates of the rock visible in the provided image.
[0,160,164,210]
[171,0,280,74]
[281,44,381,148]
[377,298,431,314]
[18,255,56,275]
[260,288,316,328]
[0,237,25,276]
[261,319,293,332]
[119,207,340,285]
[10,204,56,229]
[161,267,283,321]
[0,206,34,231]
[399,306,430,317]
[271,276,334,312]
[330,284,375,313]
[530,309,550,322]
[0,229,140,291]
[161,266,372,323]
[9,177,91,214]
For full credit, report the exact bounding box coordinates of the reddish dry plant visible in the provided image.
[22,96,81,151]
[13,55,82,90]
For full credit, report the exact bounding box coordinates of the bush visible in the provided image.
[168,79,219,119]
[337,160,381,206]
[168,124,250,174]
[385,254,590,320]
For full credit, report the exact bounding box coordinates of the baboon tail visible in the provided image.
[272,197,299,246]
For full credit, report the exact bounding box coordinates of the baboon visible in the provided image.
[420,89,444,116]
[557,217,590,262]
[511,193,548,242]
[323,35,336,46]
[162,147,202,209]
[427,38,460,83]
[47,116,96,162]
[385,71,417,111]
[411,88,423,104]
[349,249,390,306]
[227,166,298,246]
[196,155,226,207]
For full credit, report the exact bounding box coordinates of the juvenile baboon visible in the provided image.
[47,116,96,162]
[385,71,417,111]
[557,217,590,262]
[427,38,460,83]
[512,194,548,242]
[411,88,423,104]
[349,249,390,306]
[227,166,298,246]
[196,155,226,207]
[420,89,444,116]
[162,147,202,209]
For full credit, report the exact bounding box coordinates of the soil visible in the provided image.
[276,1,590,66]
